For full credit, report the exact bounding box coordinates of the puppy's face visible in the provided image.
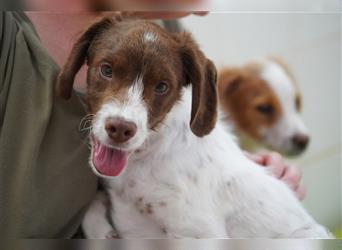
[219,59,309,156]
[86,26,184,151]
[57,17,218,178]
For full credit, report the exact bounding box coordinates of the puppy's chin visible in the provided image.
[89,136,143,178]
[281,146,306,157]
[263,139,305,157]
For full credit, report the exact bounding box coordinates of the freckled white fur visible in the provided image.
[143,31,158,43]
[83,86,330,238]
[260,60,309,153]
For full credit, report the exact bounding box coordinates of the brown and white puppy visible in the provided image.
[218,58,310,156]
[57,16,330,239]
[57,15,217,177]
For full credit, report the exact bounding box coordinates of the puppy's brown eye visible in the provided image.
[154,82,169,95]
[100,64,113,78]
[256,104,274,115]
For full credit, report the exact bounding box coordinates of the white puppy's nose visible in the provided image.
[105,117,137,143]
[292,133,310,151]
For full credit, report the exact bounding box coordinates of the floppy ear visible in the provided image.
[56,15,121,99]
[218,69,244,96]
[177,33,218,137]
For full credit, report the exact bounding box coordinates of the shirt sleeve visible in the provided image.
[0,12,18,90]
[0,12,18,126]
[0,12,97,238]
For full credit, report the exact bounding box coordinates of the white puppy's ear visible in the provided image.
[175,32,218,137]
[218,69,245,97]
[57,15,122,99]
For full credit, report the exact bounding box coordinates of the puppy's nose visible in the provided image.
[105,117,137,143]
[292,134,310,150]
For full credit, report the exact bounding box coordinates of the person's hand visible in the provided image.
[244,151,306,200]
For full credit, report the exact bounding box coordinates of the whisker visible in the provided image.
[79,113,95,131]
[80,126,93,133]
[82,120,93,129]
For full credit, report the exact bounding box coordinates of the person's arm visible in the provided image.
[0,12,17,91]
[245,151,306,200]
[0,12,19,127]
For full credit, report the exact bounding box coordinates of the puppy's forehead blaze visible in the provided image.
[89,23,176,61]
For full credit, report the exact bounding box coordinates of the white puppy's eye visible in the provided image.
[100,63,113,78]
[256,104,274,115]
[154,81,169,95]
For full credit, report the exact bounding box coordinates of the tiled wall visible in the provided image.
[182,13,341,231]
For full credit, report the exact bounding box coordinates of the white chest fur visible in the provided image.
[85,87,330,239]
[105,89,244,238]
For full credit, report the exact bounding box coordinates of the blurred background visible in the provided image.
[181,13,341,233]
[209,0,340,11]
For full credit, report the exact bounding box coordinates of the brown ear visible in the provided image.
[177,33,218,137]
[218,69,244,97]
[56,15,121,99]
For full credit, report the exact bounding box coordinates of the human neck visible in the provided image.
[26,12,99,68]
[26,12,101,89]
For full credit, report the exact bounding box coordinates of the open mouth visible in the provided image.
[92,138,128,177]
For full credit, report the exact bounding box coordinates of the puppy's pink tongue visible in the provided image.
[93,142,127,177]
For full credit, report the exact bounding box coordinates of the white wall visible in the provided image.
[181,13,341,231]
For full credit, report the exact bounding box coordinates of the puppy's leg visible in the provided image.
[82,191,118,239]
[225,170,332,238]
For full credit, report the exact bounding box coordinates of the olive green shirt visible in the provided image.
[0,12,98,238]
